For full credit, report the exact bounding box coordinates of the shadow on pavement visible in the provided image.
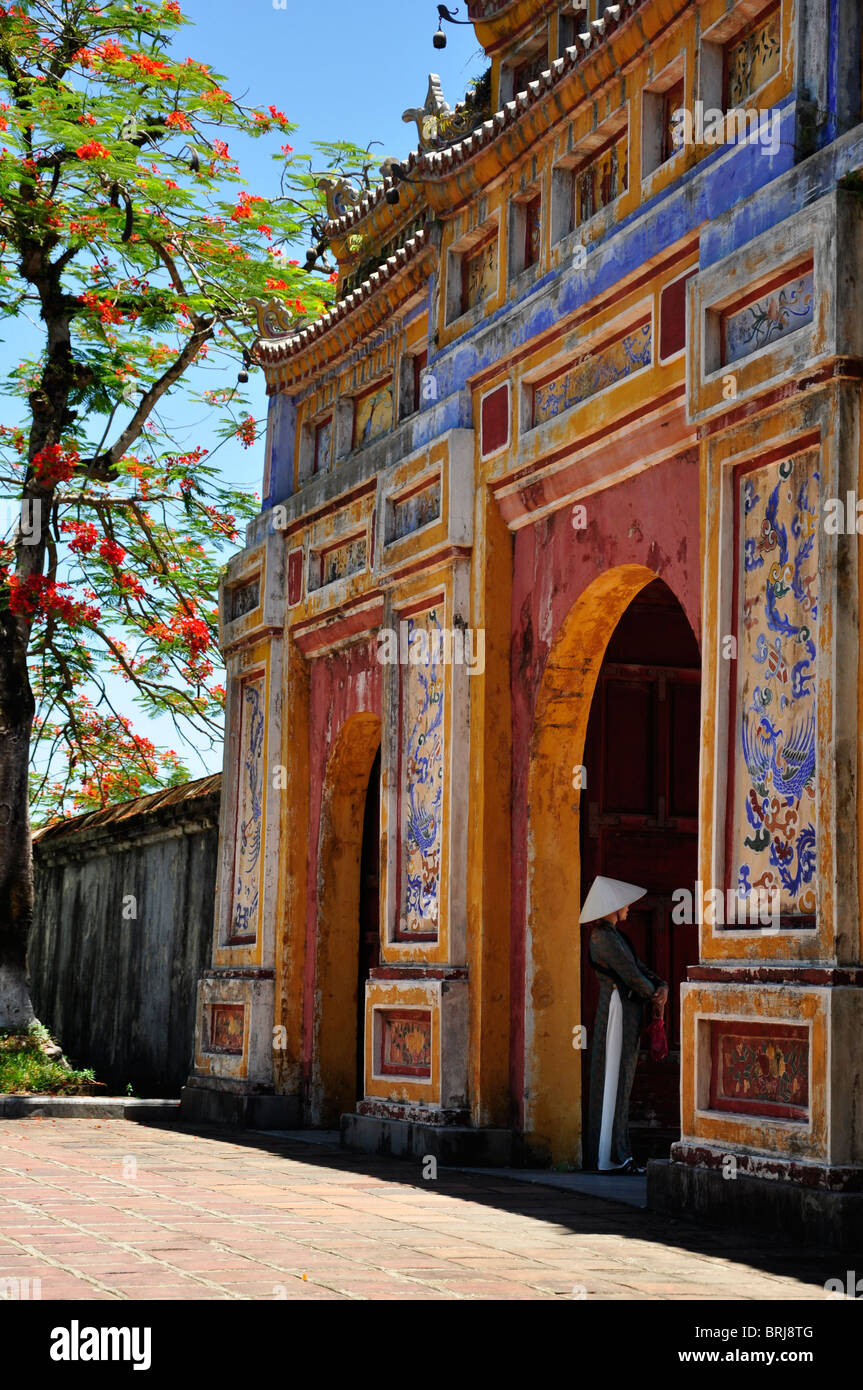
[131,1117,851,1293]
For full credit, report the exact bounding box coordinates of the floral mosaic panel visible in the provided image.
[723,269,814,365]
[231,676,265,938]
[399,606,444,938]
[462,232,498,313]
[353,381,393,449]
[379,1011,432,1077]
[726,5,781,107]
[732,452,818,920]
[533,321,652,425]
[710,1022,809,1119]
[391,480,441,542]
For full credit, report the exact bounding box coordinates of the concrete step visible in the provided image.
[0,1095,180,1119]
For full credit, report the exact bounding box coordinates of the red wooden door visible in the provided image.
[579,582,700,1153]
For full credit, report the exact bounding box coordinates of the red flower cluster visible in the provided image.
[175,613,209,654]
[62,519,99,554]
[7,573,101,625]
[165,110,193,132]
[76,140,110,160]
[235,415,256,448]
[81,291,124,325]
[98,538,126,566]
[130,52,170,80]
[31,443,79,485]
[146,608,211,656]
[230,191,265,223]
[96,39,125,63]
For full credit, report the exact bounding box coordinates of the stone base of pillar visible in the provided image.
[341,1111,513,1165]
[180,1079,300,1130]
[648,1150,863,1253]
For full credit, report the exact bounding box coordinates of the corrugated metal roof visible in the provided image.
[33,773,222,842]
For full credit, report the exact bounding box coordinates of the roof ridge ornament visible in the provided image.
[403,70,491,151]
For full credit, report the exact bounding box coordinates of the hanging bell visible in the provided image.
[433,25,447,48]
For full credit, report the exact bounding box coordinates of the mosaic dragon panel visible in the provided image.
[399,606,444,938]
[231,676,264,938]
[732,452,818,920]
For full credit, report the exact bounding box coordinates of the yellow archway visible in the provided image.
[309,710,381,1127]
[524,563,662,1165]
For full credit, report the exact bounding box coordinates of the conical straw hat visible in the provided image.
[579,875,646,924]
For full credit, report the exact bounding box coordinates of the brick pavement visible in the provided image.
[0,1119,846,1300]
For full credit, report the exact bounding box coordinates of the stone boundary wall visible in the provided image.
[29,775,221,1097]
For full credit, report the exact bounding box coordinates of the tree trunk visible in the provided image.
[0,621,36,1031]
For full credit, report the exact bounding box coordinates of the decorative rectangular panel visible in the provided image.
[309,534,367,591]
[379,1010,432,1077]
[353,379,393,449]
[524,194,541,268]
[397,605,444,939]
[314,416,332,473]
[532,320,651,425]
[575,132,627,225]
[709,1020,808,1120]
[722,266,814,366]
[730,451,818,922]
[726,4,781,107]
[659,271,696,362]
[481,383,510,456]
[287,547,303,606]
[208,1004,245,1054]
[462,231,498,313]
[391,480,441,542]
[228,576,260,621]
[230,675,265,940]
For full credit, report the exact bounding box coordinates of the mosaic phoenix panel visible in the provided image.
[731,452,818,922]
[723,268,814,365]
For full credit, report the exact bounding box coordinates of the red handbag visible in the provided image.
[646,1014,669,1062]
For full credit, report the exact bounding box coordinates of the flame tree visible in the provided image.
[0,0,361,1027]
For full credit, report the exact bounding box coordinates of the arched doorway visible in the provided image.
[310,712,381,1127]
[579,578,700,1162]
[524,563,700,1166]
